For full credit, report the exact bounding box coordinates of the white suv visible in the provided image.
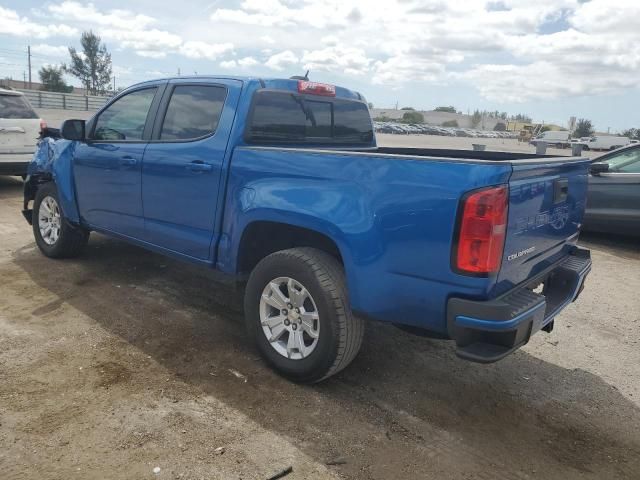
[0,88,44,176]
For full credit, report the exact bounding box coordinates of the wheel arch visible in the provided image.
[235,220,346,276]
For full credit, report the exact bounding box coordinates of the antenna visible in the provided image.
[290,70,310,81]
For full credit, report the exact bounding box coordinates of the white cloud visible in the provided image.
[372,56,446,86]
[31,44,69,57]
[0,6,77,38]
[220,60,237,69]
[238,56,259,68]
[3,0,640,105]
[302,46,371,76]
[41,2,233,61]
[48,1,156,30]
[265,50,299,71]
[211,0,361,29]
[101,28,182,57]
[179,41,235,61]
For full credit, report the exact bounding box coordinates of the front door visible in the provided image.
[74,86,160,238]
[141,80,241,260]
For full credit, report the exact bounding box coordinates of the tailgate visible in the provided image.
[0,118,41,154]
[496,158,590,292]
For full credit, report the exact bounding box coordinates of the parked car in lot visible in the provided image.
[530,130,571,148]
[583,144,640,236]
[571,135,630,151]
[372,121,517,139]
[23,76,591,382]
[0,88,44,176]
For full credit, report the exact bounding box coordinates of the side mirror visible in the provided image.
[60,119,86,141]
[589,162,609,175]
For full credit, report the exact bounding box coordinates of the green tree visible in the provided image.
[66,31,112,95]
[471,110,482,128]
[511,113,532,123]
[494,122,506,131]
[622,128,640,140]
[401,110,424,123]
[435,106,456,113]
[442,120,459,127]
[539,125,552,133]
[574,118,594,138]
[400,107,415,110]
[38,65,73,93]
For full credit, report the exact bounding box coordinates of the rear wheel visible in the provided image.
[244,248,364,383]
[33,183,89,258]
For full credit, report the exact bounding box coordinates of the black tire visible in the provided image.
[244,247,364,383]
[33,182,89,258]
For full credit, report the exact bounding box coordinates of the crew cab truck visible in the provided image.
[22,76,592,383]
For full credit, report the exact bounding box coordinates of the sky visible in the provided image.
[1,0,639,132]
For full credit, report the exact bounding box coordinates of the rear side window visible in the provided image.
[92,88,156,141]
[246,91,373,146]
[0,94,38,119]
[160,85,226,140]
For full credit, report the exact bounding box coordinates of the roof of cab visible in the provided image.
[127,76,364,101]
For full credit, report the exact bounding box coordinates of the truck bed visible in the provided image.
[372,146,566,162]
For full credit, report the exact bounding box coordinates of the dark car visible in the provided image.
[583,144,640,236]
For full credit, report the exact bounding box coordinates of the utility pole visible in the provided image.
[177,67,181,76]
[23,71,27,88]
[27,45,32,89]
[113,76,116,93]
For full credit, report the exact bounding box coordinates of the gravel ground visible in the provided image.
[1,143,639,480]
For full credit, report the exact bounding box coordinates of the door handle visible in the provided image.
[119,156,138,166]
[187,161,213,172]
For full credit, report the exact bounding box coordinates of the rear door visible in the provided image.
[494,158,590,293]
[0,93,40,158]
[141,79,242,260]
[585,146,640,235]
[74,85,163,238]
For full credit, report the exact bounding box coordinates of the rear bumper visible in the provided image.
[447,248,591,363]
[0,154,32,175]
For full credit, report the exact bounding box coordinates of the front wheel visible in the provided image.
[33,183,89,258]
[244,248,364,383]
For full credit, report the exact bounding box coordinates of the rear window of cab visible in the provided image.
[246,90,373,146]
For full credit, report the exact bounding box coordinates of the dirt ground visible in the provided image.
[1,171,639,480]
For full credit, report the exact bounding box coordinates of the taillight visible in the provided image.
[455,185,509,275]
[297,80,336,97]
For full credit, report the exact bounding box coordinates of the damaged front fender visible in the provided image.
[23,137,81,225]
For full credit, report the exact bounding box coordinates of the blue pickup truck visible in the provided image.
[22,76,592,382]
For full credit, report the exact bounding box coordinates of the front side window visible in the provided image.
[246,91,373,146]
[92,88,156,141]
[160,85,226,140]
[601,147,640,173]
[0,94,38,119]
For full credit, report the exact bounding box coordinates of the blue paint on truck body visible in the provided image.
[25,76,592,359]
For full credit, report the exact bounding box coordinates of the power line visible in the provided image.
[27,45,32,89]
